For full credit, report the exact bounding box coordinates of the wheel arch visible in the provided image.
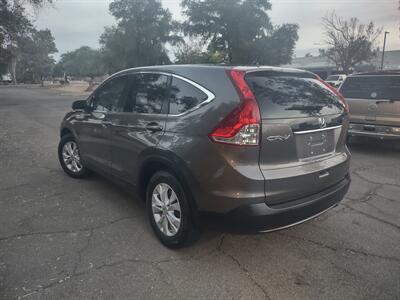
[60,124,79,140]
[137,149,200,220]
[60,127,73,138]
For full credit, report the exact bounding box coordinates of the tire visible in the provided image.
[146,171,198,248]
[58,134,90,179]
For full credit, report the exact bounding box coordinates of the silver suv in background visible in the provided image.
[58,65,351,248]
[339,71,400,140]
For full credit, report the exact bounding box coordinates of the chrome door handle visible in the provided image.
[145,123,163,132]
[318,171,330,179]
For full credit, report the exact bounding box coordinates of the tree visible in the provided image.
[55,46,106,78]
[0,0,32,82]
[181,0,298,65]
[100,0,181,72]
[16,28,57,83]
[174,40,224,64]
[252,24,299,65]
[321,12,382,73]
[0,0,55,83]
[55,46,106,90]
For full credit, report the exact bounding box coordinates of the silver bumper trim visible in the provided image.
[258,203,338,233]
[348,130,400,138]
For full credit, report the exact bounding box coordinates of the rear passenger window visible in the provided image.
[169,78,208,115]
[125,73,169,114]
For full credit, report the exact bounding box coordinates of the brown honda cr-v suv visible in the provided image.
[339,70,400,140]
[58,65,351,248]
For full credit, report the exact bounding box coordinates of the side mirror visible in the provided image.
[72,100,87,111]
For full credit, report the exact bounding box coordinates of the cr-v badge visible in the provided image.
[266,134,291,142]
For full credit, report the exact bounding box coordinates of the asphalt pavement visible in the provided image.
[0,85,399,300]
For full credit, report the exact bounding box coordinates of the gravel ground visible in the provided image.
[0,85,399,300]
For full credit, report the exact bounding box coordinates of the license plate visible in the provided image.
[295,130,335,159]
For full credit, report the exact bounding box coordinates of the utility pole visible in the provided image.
[380,31,389,70]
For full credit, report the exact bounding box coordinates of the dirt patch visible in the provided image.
[49,81,96,96]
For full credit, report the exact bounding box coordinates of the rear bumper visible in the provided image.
[224,174,350,232]
[348,123,400,140]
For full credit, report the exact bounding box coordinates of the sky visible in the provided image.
[31,0,399,60]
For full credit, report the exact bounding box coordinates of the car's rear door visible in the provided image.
[76,75,129,173]
[245,71,349,206]
[109,72,170,184]
[339,75,400,126]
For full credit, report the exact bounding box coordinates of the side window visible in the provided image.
[169,78,208,115]
[92,76,128,112]
[125,73,169,114]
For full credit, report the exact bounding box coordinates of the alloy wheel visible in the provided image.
[151,183,182,237]
[62,141,83,173]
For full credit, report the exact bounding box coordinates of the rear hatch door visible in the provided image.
[339,75,400,126]
[246,71,349,206]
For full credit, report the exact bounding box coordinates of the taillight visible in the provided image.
[317,76,349,113]
[209,69,261,146]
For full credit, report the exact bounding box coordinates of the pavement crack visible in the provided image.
[216,235,271,300]
[374,192,400,203]
[0,182,32,193]
[279,232,400,263]
[0,216,137,242]
[17,257,159,299]
[352,171,400,188]
[345,183,383,203]
[343,203,400,231]
[329,261,396,299]
[16,241,223,299]
[72,228,94,275]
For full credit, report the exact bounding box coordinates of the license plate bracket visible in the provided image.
[295,130,335,159]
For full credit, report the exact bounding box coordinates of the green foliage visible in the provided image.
[0,0,32,76]
[174,41,224,64]
[181,0,298,65]
[55,46,106,78]
[0,0,56,82]
[321,12,382,73]
[252,24,299,65]
[100,0,181,72]
[16,28,57,82]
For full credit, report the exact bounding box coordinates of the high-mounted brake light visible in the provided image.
[209,69,261,146]
[316,76,349,113]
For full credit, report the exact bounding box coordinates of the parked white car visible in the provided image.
[0,73,12,84]
[326,74,347,88]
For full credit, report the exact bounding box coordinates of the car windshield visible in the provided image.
[340,75,400,100]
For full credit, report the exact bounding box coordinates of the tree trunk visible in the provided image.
[85,76,96,92]
[225,39,233,63]
[9,56,17,84]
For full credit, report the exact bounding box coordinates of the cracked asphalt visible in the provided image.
[0,85,399,300]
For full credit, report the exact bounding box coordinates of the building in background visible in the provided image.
[283,50,400,79]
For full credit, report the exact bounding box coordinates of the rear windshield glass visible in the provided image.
[340,75,400,100]
[245,72,344,119]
